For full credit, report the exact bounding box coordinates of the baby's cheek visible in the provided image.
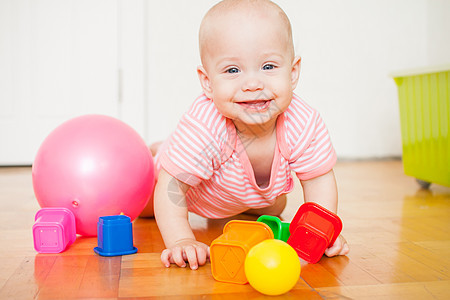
[214,101,236,118]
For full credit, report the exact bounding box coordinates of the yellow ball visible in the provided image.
[244,239,301,296]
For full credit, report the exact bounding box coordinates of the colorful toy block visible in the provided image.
[94,215,137,256]
[257,215,291,242]
[210,220,273,284]
[33,207,76,253]
[287,202,342,263]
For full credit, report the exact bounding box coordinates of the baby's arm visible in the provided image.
[300,169,350,257]
[154,169,210,270]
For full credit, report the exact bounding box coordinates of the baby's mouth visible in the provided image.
[237,100,272,112]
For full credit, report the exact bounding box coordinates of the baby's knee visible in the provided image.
[268,194,287,216]
[246,194,287,216]
[148,141,164,156]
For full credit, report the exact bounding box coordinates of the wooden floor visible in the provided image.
[0,160,449,299]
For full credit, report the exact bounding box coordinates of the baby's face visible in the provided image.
[198,8,300,128]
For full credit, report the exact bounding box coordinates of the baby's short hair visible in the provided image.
[199,0,294,62]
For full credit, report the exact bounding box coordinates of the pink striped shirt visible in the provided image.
[155,93,337,218]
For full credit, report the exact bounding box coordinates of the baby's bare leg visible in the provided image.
[245,194,287,216]
[149,141,164,156]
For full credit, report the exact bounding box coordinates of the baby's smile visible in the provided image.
[236,100,272,112]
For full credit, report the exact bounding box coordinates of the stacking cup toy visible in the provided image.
[257,215,291,242]
[210,220,273,284]
[287,202,342,263]
[33,207,77,253]
[94,215,137,256]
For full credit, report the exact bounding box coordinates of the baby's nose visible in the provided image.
[242,75,264,92]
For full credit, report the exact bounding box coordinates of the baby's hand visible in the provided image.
[161,238,210,270]
[324,234,350,257]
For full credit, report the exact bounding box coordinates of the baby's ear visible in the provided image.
[291,56,301,89]
[197,66,213,98]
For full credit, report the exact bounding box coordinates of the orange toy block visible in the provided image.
[210,220,274,284]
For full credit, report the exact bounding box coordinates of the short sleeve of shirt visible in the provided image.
[289,110,337,181]
[159,113,222,186]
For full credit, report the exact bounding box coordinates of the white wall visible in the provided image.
[145,0,450,159]
[145,1,215,142]
[284,0,429,159]
[427,0,450,66]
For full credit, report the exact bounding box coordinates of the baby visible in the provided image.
[143,0,349,269]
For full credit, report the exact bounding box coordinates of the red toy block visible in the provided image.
[287,202,342,263]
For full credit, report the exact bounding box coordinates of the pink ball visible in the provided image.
[32,115,155,236]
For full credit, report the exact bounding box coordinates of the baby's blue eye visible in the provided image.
[227,67,239,74]
[263,64,275,70]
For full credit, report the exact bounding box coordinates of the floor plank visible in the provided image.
[119,253,313,298]
[317,280,450,300]
[0,161,449,299]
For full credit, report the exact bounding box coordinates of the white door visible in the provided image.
[0,0,145,165]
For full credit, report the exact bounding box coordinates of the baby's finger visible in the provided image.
[184,246,199,270]
[336,236,349,256]
[324,243,340,257]
[339,241,350,255]
[161,249,172,268]
[195,246,207,266]
[172,247,187,268]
